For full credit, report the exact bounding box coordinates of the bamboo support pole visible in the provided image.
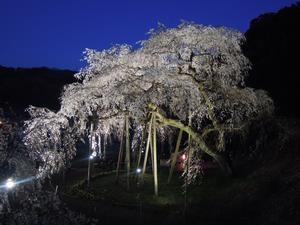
[142,114,154,177]
[168,129,183,184]
[152,113,158,196]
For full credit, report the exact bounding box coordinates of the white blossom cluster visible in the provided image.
[24,106,77,178]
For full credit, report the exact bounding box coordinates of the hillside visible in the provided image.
[0,66,76,114]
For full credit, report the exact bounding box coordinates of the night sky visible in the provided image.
[0,0,297,70]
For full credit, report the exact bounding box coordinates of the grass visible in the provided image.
[67,168,189,207]
[61,119,300,225]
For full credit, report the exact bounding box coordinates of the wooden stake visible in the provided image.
[168,129,183,184]
[184,112,192,219]
[152,113,158,196]
[142,114,154,177]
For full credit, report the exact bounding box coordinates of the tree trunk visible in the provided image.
[148,105,232,176]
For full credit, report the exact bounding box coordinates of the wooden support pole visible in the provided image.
[142,114,154,177]
[152,113,158,196]
[184,112,192,218]
[168,129,183,184]
[125,113,130,190]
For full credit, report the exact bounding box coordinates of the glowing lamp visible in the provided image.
[181,154,187,160]
[136,168,142,173]
[5,178,16,189]
[89,151,97,159]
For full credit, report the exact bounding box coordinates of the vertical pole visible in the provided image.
[142,114,154,177]
[152,113,158,196]
[87,123,94,188]
[168,129,183,184]
[125,112,130,190]
[116,118,125,182]
[184,112,192,222]
[150,133,154,173]
[137,123,146,170]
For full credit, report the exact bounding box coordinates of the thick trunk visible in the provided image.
[149,104,232,176]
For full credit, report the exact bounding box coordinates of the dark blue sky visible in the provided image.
[0,0,297,70]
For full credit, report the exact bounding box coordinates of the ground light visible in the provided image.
[0,177,35,191]
[5,178,16,189]
[136,168,142,174]
[89,151,97,159]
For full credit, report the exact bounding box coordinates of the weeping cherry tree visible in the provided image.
[24,22,273,191]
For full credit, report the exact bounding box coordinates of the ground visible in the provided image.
[50,118,300,225]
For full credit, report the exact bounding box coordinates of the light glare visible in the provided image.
[5,178,15,189]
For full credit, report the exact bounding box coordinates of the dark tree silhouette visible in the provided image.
[243,2,300,117]
[0,66,76,113]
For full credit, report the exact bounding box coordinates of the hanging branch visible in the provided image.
[116,117,126,182]
[125,112,130,190]
[87,122,94,187]
[136,122,146,170]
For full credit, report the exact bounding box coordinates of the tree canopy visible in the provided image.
[24,22,273,182]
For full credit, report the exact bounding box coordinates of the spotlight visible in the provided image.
[89,151,97,160]
[136,168,142,173]
[5,178,16,189]
[181,153,187,160]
